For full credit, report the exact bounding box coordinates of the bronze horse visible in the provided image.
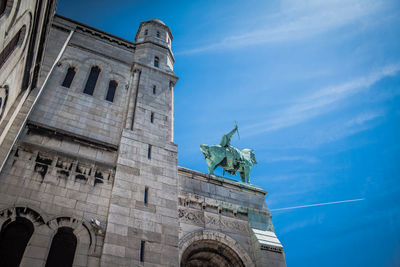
[200,144,257,184]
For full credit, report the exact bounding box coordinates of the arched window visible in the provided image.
[0,85,9,121]
[45,227,77,267]
[61,67,76,88]
[0,25,25,70]
[0,217,34,267]
[152,85,156,94]
[83,66,100,95]
[156,31,160,38]
[144,29,148,35]
[0,0,7,16]
[106,80,118,102]
[154,57,159,68]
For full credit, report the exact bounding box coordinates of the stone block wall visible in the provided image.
[178,167,286,267]
[0,12,287,267]
[0,126,115,266]
[101,129,179,267]
[31,16,134,146]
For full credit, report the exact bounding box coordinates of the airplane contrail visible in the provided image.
[270,198,365,212]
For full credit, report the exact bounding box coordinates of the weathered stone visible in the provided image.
[0,12,285,267]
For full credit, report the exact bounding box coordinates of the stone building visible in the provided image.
[0,5,286,267]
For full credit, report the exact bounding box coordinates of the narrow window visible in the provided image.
[0,0,7,16]
[83,66,100,95]
[140,241,145,262]
[144,29,148,36]
[62,67,76,88]
[147,144,152,159]
[154,57,159,68]
[144,187,148,204]
[106,80,118,102]
[150,112,154,123]
[0,217,34,267]
[0,26,24,70]
[45,227,77,267]
[156,31,160,38]
[152,85,156,94]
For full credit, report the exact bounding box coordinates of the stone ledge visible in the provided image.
[178,166,267,195]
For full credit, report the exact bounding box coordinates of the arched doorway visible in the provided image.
[0,217,34,267]
[45,227,77,267]
[179,230,254,267]
[181,239,244,267]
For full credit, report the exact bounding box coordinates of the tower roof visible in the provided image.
[135,18,173,42]
[148,18,165,25]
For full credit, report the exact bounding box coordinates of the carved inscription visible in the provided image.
[179,207,249,233]
[178,208,204,226]
[205,213,248,233]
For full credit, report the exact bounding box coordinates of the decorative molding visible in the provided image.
[178,207,249,234]
[179,192,270,218]
[178,208,204,226]
[12,146,114,186]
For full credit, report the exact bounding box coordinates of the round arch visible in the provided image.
[179,230,254,267]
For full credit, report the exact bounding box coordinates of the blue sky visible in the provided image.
[58,1,400,266]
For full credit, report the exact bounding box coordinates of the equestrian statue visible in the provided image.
[200,122,257,184]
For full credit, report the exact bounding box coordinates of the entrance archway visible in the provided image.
[179,230,254,267]
[181,239,244,267]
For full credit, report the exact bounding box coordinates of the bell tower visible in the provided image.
[134,18,174,72]
[101,18,179,266]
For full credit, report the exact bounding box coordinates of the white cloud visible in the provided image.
[177,0,381,54]
[265,156,319,163]
[242,64,400,137]
[306,110,384,146]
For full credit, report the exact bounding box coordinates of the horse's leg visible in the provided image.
[245,167,251,183]
[239,171,245,183]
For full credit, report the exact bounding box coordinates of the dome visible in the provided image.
[148,18,165,25]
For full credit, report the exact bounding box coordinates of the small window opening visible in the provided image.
[83,66,101,95]
[156,31,160,38]
[150,112,154,123]
[0,25,24,70]
[62,67,76,88]
[147,144,152,159]
[144,29,148,36]
[140,240,145,262]
[154,57,159,68]
[106,80,118,102]
[0,0,7,16]
[144,187,149,204]
[152,85,156,94]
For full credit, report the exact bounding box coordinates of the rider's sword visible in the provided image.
[235,120,240,140]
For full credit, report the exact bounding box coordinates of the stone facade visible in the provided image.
[0,0,57,168]
[0,11,286,267]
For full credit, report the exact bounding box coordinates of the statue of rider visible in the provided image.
[220,123,238,148]
[219,123,241,174]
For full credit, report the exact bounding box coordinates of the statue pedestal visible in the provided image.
[178,167,286,267]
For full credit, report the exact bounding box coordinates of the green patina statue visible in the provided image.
[200,123,257,184]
